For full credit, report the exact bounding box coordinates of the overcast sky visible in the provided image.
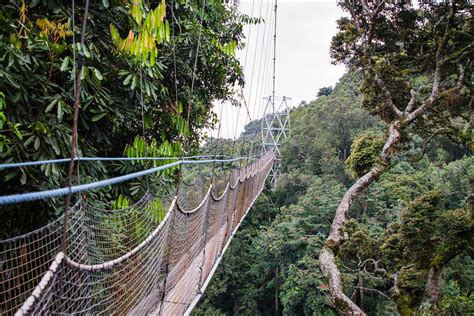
[213,0,347,139]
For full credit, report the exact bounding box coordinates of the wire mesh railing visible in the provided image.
[0,152,274,315]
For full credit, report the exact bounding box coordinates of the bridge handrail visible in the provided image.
[0,157,253,205]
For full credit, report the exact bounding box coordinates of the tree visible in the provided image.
[380,191,472,313]
[319,1,472,314]
[280,71,377,182]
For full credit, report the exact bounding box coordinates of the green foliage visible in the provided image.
[113,194,131,209]
[378,162,428,206]
[0,91,23,154]
[375,190,473,312]
[292,176,346,235]
[331,1,472,132]
[110,0,169,65]
[280,257,335,316]
[317,86,332,97]
[395,266,428,313]
[439,281,474,314]
[345,130,385,177]
[399,191,445,267]
[397,191,472,270]
[272,172,313,207]
[339,219,380,263]
[280,71,379,183]
[124,136,181,170]
[432,208,473,268]
[147,198,166,222]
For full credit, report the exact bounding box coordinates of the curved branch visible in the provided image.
[320,3,458,315]
[405,89,417,114]
[347,1,402,118]
[421,266,443,311]
[348,285,392,301]
[320,246,366,315]
[406,6,454,123]
[319,122,402,315]
[411,128,450,162]
[374,72,403,118]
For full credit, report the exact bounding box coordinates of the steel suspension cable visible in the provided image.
[238,0,275,166]
[159,0,181,312]
[241,0,267,165]
[229,0,256,174]
[0,155,245,170]
[199,0,247,296]
[175,0,207,193]
[245,0,264,120]
[272,0,278,112]
[251,0,272,121]
[248,0,274,162]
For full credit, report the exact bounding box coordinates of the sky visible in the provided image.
[212,0,347,139]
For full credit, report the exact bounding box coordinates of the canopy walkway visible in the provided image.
[1,0,285,313]
[0,152,274,315]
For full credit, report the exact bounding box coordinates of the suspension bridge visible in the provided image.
[0,153,274,315]
[0,0,290,314]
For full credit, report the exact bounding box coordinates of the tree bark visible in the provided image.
[320,245,365,315]
[319,122,402,315]
[469,96,474,156]
[358,273,364,310]
[421,266,442,312]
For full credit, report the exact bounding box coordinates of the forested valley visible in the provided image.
[196,70,473,315]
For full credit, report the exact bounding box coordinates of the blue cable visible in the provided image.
[0,158,72,169]
[0,157,251,205]
[0,155,238,170]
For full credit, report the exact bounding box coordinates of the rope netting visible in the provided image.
[0,152,274,315]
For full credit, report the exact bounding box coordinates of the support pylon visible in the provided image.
[261,96,290,185]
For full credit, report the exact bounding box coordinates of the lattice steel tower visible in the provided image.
[261,0,290,185]
[261,96,290,184]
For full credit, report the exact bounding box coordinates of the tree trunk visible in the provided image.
[358,273,364,310]
[422,266,442,312]
[319,122,402,315]
[275,266,279,314]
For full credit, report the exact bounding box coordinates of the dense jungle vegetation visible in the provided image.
[196,71,473,315]
[196,1,473,314]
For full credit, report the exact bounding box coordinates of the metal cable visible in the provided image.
[0,157,255,205]
[0,155,244,170]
